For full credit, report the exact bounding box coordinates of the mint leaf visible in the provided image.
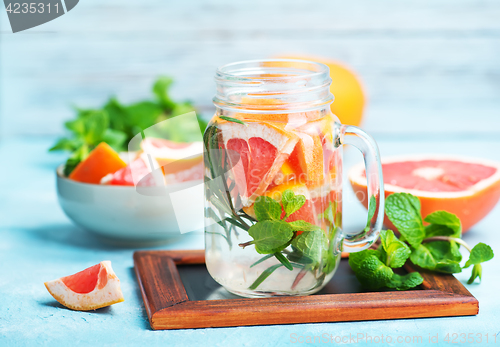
[281,189,306,218]
[247,220,294,254]
[253,196,282,221]
[318,201,335,225]
[82,110,109,145]
[348,249,382,273]
[49,138,82,152]
[410,241,462,273]
[380,229,411,268]
[386,272,423,290]
[288,220,322,232]
[291,230,328,262]
[364,195,377,231]
[424,211,462,238]
[349,250,394,289]
[464,243,494,268]
[102,128,127,151]
[385,193,425,247]
[152,76,176,111]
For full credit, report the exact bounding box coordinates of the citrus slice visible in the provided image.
[140,138,203,175]
[44,261,124,311]
[288,127,324,185]
[105,153,165,186]
[349,154,500,233]
[218,119,299,205]
[69,142,127,184]
[243,183,317,228]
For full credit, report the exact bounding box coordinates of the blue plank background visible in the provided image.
[1,1,500,346]
[1,0,500,138]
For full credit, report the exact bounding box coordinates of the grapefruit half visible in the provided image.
[349,154,500,233]
[45,261,124,311]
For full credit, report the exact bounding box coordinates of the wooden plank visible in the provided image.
[133,249,479,330]
[133,252,189,321]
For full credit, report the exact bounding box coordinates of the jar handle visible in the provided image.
[340,125,385,252]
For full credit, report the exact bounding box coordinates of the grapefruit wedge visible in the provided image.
[45,261,124,311]
[141,138,203,175]
[349,155,500,233]
[243,183,317,228]
[218,119,299,206]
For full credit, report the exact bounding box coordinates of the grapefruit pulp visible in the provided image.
[218,119,299,206]
[243,183,317,229]
[45,261,124,311]
[349,155,500,233]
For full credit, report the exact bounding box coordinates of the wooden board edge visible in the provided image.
[151,290,478,330]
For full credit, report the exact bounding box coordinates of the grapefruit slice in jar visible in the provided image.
[243,183,317,230]
[44,261,124,311]
[218,119,299,206]
[349,155,500,233]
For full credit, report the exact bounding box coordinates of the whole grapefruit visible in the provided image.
[277,56,366,126]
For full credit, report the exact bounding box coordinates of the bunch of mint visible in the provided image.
[50,77,207,176]
[239,190,336,290]
[350,193,494,290]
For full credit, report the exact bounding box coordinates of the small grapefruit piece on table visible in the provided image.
[69,142,127,184]
[349,155,500,233]
[44,261,124,311]
[218,118,299,206]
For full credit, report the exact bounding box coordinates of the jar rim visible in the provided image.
[214,59,333,113]
[215,59,330,82]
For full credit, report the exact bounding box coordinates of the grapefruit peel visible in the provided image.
[349,154,500,232]
[44,261,124,311]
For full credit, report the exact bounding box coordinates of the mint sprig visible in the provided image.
[50,76,207,175]
[350,192,494,290]
[239,189,333,290]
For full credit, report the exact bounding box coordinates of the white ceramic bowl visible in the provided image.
[56,166,204,244]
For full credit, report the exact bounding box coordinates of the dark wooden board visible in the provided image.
[133,250,478,330]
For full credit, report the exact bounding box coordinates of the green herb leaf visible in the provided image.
[464,243,494,268]
[102,128,127,151]
[152,76,176,111]
[410,241,462,273]
[380,229,411,268]
[253,196,282,221]
[247,220,294,254]
[249,264,283,290]
[348,250,393,289]
[49,138,82,152]
[288,220,322,232]
[291,230,329,262]
[386,272,424,290]
[385,193,425,247]
[424,211,462,238]
[219,116,247,126]
[250,254,274,268]
[281,189,306,219]
[274,252,293,271]
[318,201,336,226]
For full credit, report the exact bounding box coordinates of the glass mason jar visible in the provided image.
[204,59,384,297]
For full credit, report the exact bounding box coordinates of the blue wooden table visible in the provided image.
[1,0,500,345]
[1,137,499,346]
